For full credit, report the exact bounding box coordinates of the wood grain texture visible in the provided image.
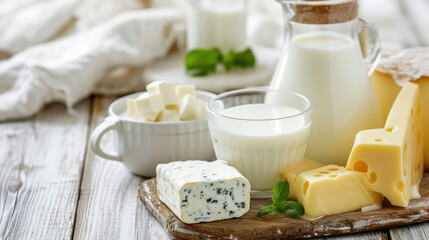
[389,221,429,240]
[316,230,388,240]
[72,96,164,240]
[139,174,429,240]
[0,101,90,240]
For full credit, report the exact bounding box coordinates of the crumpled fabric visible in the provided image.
[0,0,79,55]
[376,47,429,86]
[0,0,284,122]
[0,9,182,121]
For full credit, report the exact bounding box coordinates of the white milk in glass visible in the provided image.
[271,32,382,165]
[187,0,246,54]
[210,104,310,190]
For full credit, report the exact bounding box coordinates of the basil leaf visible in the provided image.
[272,180,289,205]
[278,201,305,218]
[257,205,277,217]
[185,48,222,76]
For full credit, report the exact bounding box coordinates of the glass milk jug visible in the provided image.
[270,0,383,166]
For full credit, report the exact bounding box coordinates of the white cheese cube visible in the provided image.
[179,94,201,121]
[127,99,137,118]
[156,160,251,224]
[135,93,165,121]
[176,85,196,99]
[198,99,207,119]
[146,81,179,106]
[157,109,180,122]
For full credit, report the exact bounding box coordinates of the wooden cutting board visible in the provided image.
[138,173,429,240]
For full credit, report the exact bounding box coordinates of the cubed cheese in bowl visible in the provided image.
[90,88,217,177]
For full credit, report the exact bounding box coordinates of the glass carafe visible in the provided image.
[186,0,248,54]
[270,0,383,166]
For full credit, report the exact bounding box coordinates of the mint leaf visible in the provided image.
[231,48,256,68]
[257,205,276,217]
[272,180,289,206]
[222,52,235,71]
[185,47,256,76]
[278,201,305,218]
[222,48,256,71]
[257,180,305,219]
[185,48,222,77]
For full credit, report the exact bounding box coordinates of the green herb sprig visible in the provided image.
[185,47,256,77]
[257,180,305,218]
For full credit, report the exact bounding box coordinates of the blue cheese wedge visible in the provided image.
[156,160,251,224]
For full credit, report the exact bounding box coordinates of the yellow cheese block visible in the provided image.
[279,158,325,200]
[347,83,423,207]
[371,71,429,171]
[294,165,383,217]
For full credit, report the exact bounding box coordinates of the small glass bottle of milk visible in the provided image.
[186,0,247,54]
[270,0,383,166]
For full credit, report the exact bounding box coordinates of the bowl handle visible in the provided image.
[90,117,122,162]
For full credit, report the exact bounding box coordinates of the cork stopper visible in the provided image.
[284,0,358,24]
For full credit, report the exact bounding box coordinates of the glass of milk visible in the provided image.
[206,88,312,191]
[186,0,247,54]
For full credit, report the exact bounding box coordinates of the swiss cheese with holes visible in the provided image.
[347,83,423,207]
[280,158,325,200]
[294,165,383,217]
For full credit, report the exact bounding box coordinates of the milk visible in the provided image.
[187,0,246,54]
[209,104,311,190]
[270,32,382,165]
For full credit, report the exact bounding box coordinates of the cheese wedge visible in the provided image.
[294,165,383,217]
[371,71,429,171]
[347,83,423,207]
[279,158,325,200]
[156,160,250,224]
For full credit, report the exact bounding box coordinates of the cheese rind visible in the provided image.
[294,165,383,217]
[156,160,251,224]
[347,83,423,207]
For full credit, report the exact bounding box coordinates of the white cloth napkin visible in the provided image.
[0,9,182,121]
[0,0,284,122]
[0,0,79,54]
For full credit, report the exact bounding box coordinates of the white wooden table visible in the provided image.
[0,97,428,240]
[1,1,429,239]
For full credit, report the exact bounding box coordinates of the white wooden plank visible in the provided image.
[0,101,90,240]
[73,96,159,240]
[390,222,429,240]
[315,230,388,240]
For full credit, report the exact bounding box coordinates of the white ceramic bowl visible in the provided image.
[90,90,217,177]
